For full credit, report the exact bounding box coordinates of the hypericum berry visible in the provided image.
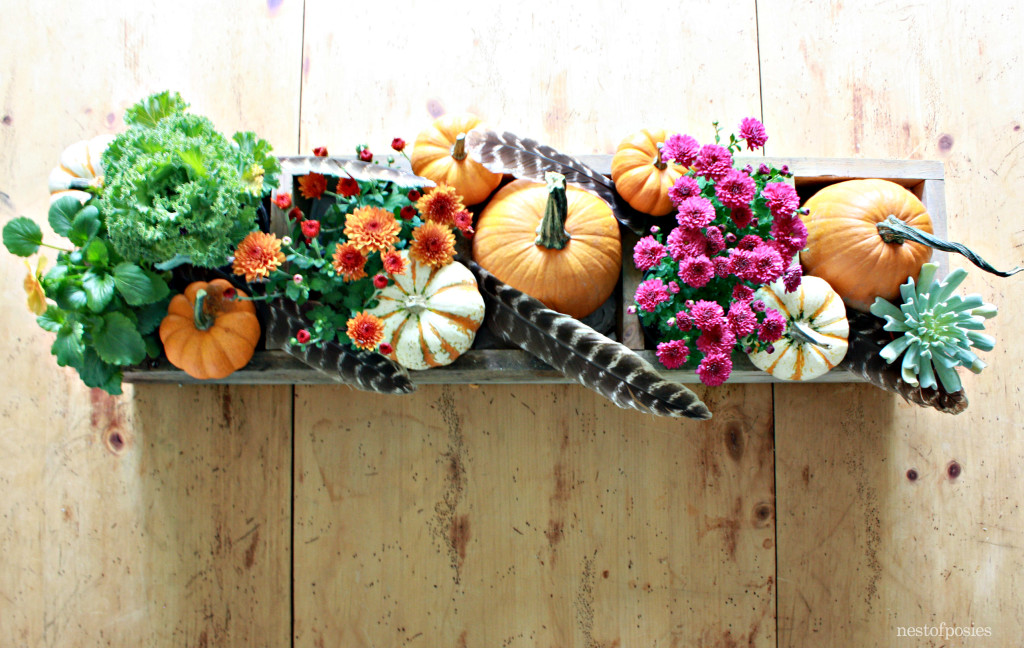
[313,146,328,157]
[359,148,373,162]
[379,342,393,355]
[391,137,406,152]
[400,205,417,220]
[301,219,321,239]
[296,329,311,344]
[293,274,303,285]
[373,274,388,289]
[408,189,421,201]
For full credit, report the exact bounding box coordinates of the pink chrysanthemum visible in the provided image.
[693,144,733,181]
[737,234,764,251]
[739,117,768,150]
[770,216,808,258]
[758,308,787,342]
[730,205,754,229]
[715,169,757,209]
[656,339,690,369]
[661,134,701,166]
[713,255,732,278]
[732,284,755,303]
[668,175,702,207]
[697,352,733,387]
[635,278,671,312]
[727,301,758,338]
[762,182,800,219]
[675,310,693,331]
[678,254,715,288]
[689,300,725,331]
[667,281,680,294]
[749,246,785,284]
[728,248,758,279]
[666,226,706,260]
[703,226,725,255]
[633,236,667,272]
[696,321,737,356]
[675,196,717,229]
[783,263,803,293]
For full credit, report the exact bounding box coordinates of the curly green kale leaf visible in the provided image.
[100,92,276,268]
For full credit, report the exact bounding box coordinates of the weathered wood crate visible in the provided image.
[124,156,946,386]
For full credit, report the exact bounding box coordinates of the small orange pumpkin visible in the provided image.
[410,113,503,206]
[473,172,622,319]
[610,129,688,216]
[159,279,260,379]
[800,179,934,312]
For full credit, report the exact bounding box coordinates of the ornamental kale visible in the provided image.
[631,118,808,386]
[99,91,280,268]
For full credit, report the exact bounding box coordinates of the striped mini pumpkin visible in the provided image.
[47,134,115,204]
[367,251,485,370]
[746,275,849,381]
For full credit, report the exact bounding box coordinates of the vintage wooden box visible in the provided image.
[124,156,946,386]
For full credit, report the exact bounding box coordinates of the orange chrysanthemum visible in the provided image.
[409,221,456,268]
[232,231,286,282]
[298,173,328,200]
[416,184,466,226]
[381,248,407,276]
[332,242,368,281]
[346,311,385,351]
[344,206,401,252]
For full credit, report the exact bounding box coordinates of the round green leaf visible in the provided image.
[3,217,43,256]
[48,196,83,237]
[92,311,147,366]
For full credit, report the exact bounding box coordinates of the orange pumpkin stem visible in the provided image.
[452,133,468,161]
[653,143,668,171]
[193,289,216,331]
[535,172,571,250]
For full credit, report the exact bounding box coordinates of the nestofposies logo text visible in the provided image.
[896,623,992,639]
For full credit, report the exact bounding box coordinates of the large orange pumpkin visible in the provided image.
[473,172,622,319]
[799,179,934,312]
[159,279,261,379]
[410,113,503,206]
[610,128,688,216]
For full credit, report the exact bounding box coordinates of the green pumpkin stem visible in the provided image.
[876,215,1023,277]
[536,172,571,250]
[653,142,668,171]
[193,289,216,331]
[452,133,468,161]
[789,319,833,350]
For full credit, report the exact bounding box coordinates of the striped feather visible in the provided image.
[263,298,415,394]
[278,156,436,188]
[464,129,646,234]
[467,259,711,419]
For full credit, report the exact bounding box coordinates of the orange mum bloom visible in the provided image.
[409,221,456,268]
[346,311,385,351]
[381,248,407,275]
[232,231,286,282]
[332,242,368,281]
[416,184,465,226]
[344,206,401,253]
[298,173,327,199]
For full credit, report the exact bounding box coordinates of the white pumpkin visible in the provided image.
[746,275,849,381]
[47,133,116,204]
[367,251,485,370]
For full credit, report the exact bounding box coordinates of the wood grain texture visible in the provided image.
[0,0,302,644]
[760,1,1024,645]
[293,384,775,647]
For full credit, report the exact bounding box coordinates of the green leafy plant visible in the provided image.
[869,262,997,393]
[99,90,281,268]
[3,196,172,394]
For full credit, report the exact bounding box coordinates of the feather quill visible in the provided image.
[277,156,435,188]
[464,129,646,234]
[466,259,711,419]
[841,310,968,414]
[263,298,415,394]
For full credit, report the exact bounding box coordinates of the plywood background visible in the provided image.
[2,1,1022,646]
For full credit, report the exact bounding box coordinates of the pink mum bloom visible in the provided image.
[668,175,702,207]
[635,278,671,312]
[783,263,803,293]
[730,205,754,229]
[633,235,667,272]
[728,248,758,280]
[656,339,690,369]
[749,245,785,284]
[737,234,764,250]
[713,255,732,278]
[770,215,808,258]
[727,301,758,338]
[715,169,757,209]
[703,226,725,255]
[762,182,800,219]
[758,308,787,342]
[739,117,768,150]
[732,284,755,303]
[689,300,725,331]
[675,310,693,331]
[697,352,733,387]
[662,134,701,166]
[675,196,717,229]
[693,144,733,181]
[678,254,715,288]
[696,321,737,356]
[666,226,706,260]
